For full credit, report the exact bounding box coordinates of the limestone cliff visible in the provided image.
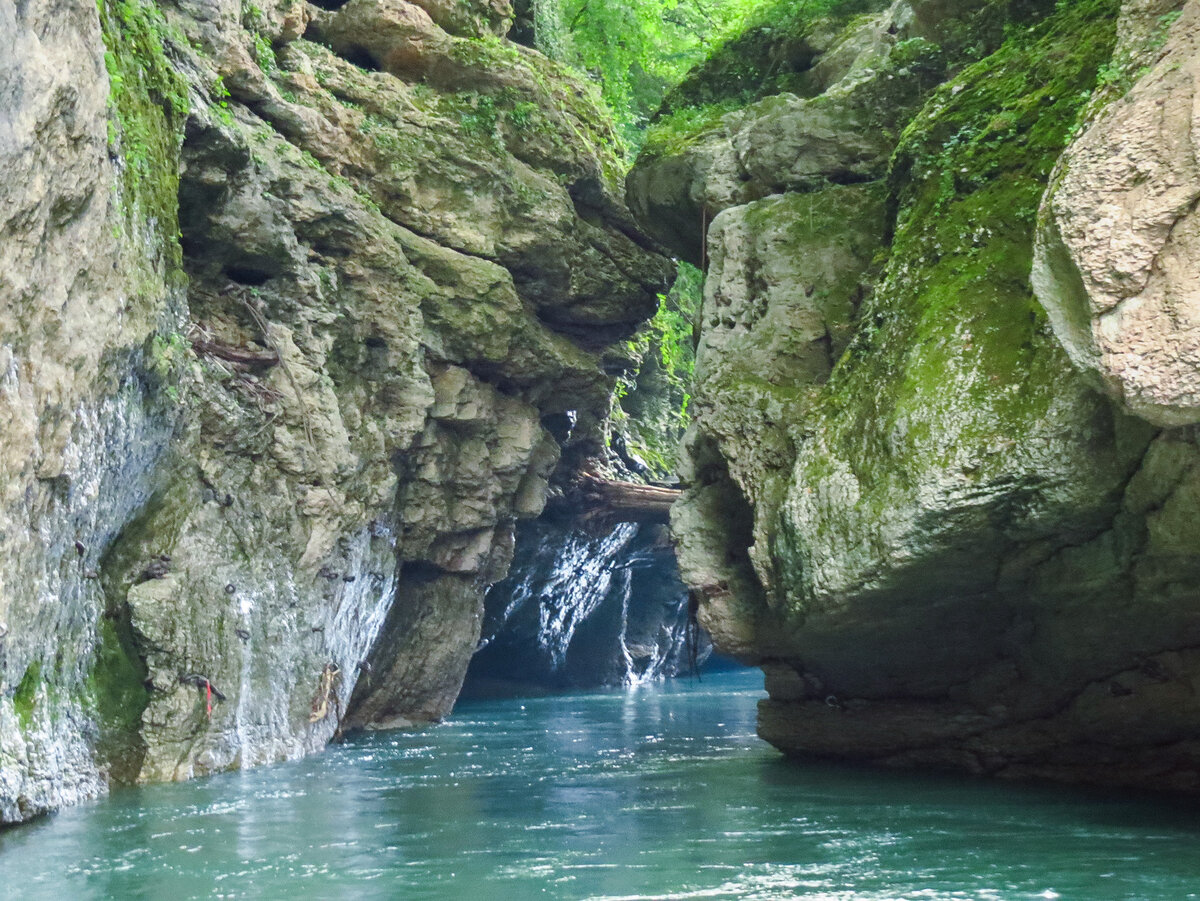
[631,0,1200,791]
[0,0,669,822]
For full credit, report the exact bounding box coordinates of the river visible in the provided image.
[2,669,1199,900]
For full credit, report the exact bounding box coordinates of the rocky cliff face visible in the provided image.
[0,0,669,822]
[631,0,1200,791]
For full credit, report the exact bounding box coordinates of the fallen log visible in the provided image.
[575,473,680,524]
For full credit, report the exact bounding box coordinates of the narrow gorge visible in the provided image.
[3,0,1200,832]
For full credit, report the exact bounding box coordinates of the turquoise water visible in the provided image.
[3,669,1200,900]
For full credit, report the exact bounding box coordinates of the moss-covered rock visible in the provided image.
[0,0,187,821]
[641,0,1200,791]
[628,1,980,263]
[0,0,668,821]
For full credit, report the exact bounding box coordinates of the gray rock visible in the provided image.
[639,0,1200,792]
[0,0,668,822]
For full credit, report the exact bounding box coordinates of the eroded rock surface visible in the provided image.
[1033,0,1200,426]
[633,0,1200,791]
[463,516,708,694]
[626,0,994,262]
[0,0,184,821]
[0,0,668,821]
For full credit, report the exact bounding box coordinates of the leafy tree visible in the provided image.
[526,0,760,147]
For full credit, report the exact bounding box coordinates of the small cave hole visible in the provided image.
[508,0,536,48]
[308,0,351,9]
[223,264,274,286]
[364,336,388,350]
[341,45,381,72]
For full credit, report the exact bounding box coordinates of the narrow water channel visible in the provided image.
[3,669,1199,900]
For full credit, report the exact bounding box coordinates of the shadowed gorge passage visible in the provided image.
[464,513,713,694]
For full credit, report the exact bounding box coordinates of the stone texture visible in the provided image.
[0,0,183,820]
[626,0,984,263]
[672,184,886,658]
[1033,0,1200,426]
[0,0,668,822]
[464,516,707,692]
[635,0,1200,792]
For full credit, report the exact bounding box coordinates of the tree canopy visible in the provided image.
[526,0,760,147]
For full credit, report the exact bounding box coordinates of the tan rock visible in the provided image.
[1033,1,1200,426]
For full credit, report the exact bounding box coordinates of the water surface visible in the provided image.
[3,669,1200,900]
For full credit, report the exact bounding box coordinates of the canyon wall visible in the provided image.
[631,0,1200,790]
[465,514,708,694]
[0,0,669,822]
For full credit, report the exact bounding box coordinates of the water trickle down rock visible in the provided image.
[0,0,187,820]
[464,517,710,692]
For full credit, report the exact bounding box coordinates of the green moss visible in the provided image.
[829,0,1118,438]
[12,661,42,731]
[639,100,741,162]
[640,25,944,166]
[659,0,884,117]
[87,617,150,783]
[97,0,188,266]
[769,0,1124,610]
[442,33,628,173]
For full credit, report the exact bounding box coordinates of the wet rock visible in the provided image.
[461,516,710,692]
[0,0,184,820]
[0,0,667,821]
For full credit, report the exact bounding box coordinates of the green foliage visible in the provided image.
[253,33,278,72]
[242,2,266,30]
[656,0,881,117]
[506,100,540,130]
[461,93,501,138]
[614,263,702,476]
[651,262,701,393]
[12,661,42,730]
[527,0,764,148]
[530,0,883,156]
[636,0,909,164]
